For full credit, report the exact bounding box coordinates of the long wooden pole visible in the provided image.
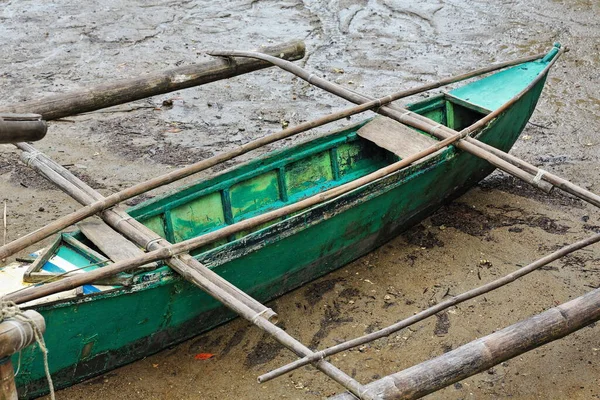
[0,310,46,400]
[209,44,600,216]
[16,145,379,400]
[329,286,600,400]
[258,231,600,381]
[0,41,305,121]
[0,51,548,261]
[466,138,600,208]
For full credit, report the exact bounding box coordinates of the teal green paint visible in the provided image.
[285,151,334,197]
[15,55,553,398]
[450,61,547,111]
[140,215,166,239]
[56,246,94,267]
[170,191,225,242]
[230,170,280,219]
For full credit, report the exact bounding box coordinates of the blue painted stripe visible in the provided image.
[82,285,101,294]
[42,261,65,274]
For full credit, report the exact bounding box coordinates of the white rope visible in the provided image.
[144,237,163,251]
[533,168,547,184]
[250,308,271,324]
[0,301,55,400]
[23,151,42,168]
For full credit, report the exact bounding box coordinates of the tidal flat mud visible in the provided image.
[1,0,599,399]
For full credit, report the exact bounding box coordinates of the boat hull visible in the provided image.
[16,75,546,398]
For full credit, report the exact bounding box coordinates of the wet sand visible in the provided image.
[1,0,599,398]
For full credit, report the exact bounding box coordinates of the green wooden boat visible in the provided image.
[1,47,559,398]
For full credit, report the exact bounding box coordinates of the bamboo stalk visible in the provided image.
[17,146,377,400]
[0,310,46,400]
[0,41,305,121]
[0,50,555,262]
[258,231,600,382]
[329,286,600,400]
[3,201,6,246]
[0,50,553,261]
[207,45,563,192]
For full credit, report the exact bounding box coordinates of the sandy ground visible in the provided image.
[1,0,599,399]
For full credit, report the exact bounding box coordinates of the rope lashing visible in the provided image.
[0,301,55,400]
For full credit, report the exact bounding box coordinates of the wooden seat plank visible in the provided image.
[78,220,157,269]
[357,116,438,158]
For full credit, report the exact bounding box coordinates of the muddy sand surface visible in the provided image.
[1,0,599,399]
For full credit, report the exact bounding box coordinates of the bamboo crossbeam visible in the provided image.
[259,232,600,382]
[0,41,305,121]
[330,286,600,400]
[0,310,45,359]
[207,46,563,193]
[16,145,379,400]
[0,52,546,261]
[0,309,46,400]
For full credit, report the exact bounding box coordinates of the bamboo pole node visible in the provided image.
[430,123,444,137]
[115,214,134,228]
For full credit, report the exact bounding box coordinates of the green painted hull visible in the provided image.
[14,57,551,398]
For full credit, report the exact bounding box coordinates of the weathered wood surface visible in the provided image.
[0,41,305,121]
[358,116,438,159]
[330,286,600,400]
[78,220,157,270]
[0,114,46,144]
[0,310,45,359]
[0,358,18,400]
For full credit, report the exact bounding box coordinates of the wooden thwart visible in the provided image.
[78,220,157,270]
[357,116,438,159]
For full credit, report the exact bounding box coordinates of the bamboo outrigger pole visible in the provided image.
[0,51,554,261]
[0,41,306,121]
[3,128,479,305]
[330,286,600,400]
[259,231,600,381]
[15,142,278,324]
[0,114,47,144]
